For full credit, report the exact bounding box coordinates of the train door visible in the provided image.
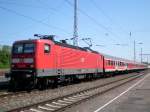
[43,43,51,67]
[102,56,105,74]
[125,63,128,71]
[115,61,118,71]
[55,46,62,76]
[37,43,51,74]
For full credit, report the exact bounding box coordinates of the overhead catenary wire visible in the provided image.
[0,1,130,47]
[0,0,69,18]
[0,0,72,39]
[2,14,53,38]
[0,1,58,13]
[0,6,70,35]
[90,0,134,43]
[64,0,124,43]
[90,0,128,35]
[35,0,67,15]
[35,0,62,12]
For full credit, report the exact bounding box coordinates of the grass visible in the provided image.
[0,64,10,69]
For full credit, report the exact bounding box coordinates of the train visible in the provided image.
[7,34,147,90]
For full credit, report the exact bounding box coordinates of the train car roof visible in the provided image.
[102,53,140,64]
[103,53,147,66]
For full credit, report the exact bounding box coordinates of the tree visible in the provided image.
[0,45,11,68]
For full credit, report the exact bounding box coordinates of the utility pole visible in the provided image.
[140,48,143,63]
[130,32,136,63]
[73,0,78,46]
[140,54,150,64]
[134,40,136,63]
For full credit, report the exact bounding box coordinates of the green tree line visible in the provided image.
[0,45,11,69]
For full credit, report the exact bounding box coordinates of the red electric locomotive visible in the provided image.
[9,35,104,90]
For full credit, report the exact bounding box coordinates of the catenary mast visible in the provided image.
[73,0,78,46]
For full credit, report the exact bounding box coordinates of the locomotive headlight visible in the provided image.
[24,58,34,63]
[11,64,15,67]
[30,64,34,68]
[12,58,20,63]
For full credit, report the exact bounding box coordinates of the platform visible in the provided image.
[62,72,150,112]
[113,73,150,112]
[94,72,150,112]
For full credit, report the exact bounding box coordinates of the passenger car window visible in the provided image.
[44,44,50,53]
[108,60,110,66]
[111,61,113,66]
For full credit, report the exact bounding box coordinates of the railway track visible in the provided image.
[0,90,10,98]
[0,72,143,99]
[7,72,145,112]
[0,90,29,98]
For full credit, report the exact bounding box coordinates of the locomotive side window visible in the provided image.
[44,44,50,53]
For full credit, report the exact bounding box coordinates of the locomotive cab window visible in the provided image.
[13,43,35,54]
[24,43,35,53]
[13,44,23,54]
[44,44,50,53]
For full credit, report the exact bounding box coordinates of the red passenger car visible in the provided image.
[103,54,147,73]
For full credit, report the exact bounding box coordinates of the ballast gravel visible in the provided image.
[0,72,142,111]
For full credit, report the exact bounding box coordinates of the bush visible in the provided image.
[0,49,11,69]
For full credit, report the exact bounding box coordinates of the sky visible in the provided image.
[0,0,150,62]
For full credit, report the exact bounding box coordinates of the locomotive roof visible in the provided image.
[14,39,37,43]
[103,53,133,62]
[13,39,99,54]
[54,41,99,54]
